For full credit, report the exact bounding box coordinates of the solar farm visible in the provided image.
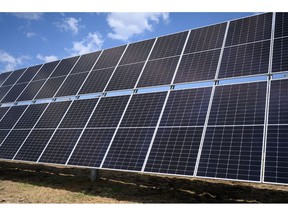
[1,12,288,203]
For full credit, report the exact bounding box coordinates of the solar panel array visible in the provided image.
[1,12,288,185]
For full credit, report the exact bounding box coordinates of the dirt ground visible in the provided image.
[0,161,287,203]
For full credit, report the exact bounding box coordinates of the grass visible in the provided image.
[0,161,288,203]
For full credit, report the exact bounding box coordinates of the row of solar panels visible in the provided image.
[0,78,287,184]
[0,13,288,105]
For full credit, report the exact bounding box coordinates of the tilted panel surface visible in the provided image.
[274,12,288,38]
[145,127,203,175]
[17,80,46,101]
[33,61,60,81]
[0,72,12,86]
[272,37,288,73]
[0,86,12,101]
[70,51,101,74]
[1,83,28,103]
[39,129,83,164]
[0,107,10,120]
[0,130,10,145]
[50,56,79,78]
[2,68,26,86]
[68,129,116,167]
[35,76,66,99]
[16,64,42,84]
[0,105,28,129]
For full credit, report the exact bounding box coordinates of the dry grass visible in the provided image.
[0,161,287,203]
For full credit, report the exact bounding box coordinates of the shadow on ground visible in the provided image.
[0,161,287,203]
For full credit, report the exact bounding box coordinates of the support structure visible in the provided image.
[90,169,100,182]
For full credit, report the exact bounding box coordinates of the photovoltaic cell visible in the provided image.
[175,49,221,83]
[70,51,101,74]
[265,125,288,184]
[93,45,126,70]
[50,56,79,78]
[14,104,48,129]
[102,128,155,171]
[33,60,60,81]
[59,98,98,128]
[218,41,270,79]
[1,83,28,103]
[269,79,288,124]
[17,80,46,101]
[0,105,27,129]
[14,129,55,162]
[145,127,203,175]
[197,126,263,182]
[0,130,10,145]
[0,72,12,86]
[120,92,167,127]
[209,82,267,126]
[79,68,114,95]
[225,13,272,46]
[274,12,288,38]
[184,23,227,54]
[68,129,116,167]
[2,68,26,86]
[87,95,130,128]
[0,130,30,160]
[0,86,12,101]
[35,101,71,129]
[272,37,288,73]
[136,56,179,88]
[149,31,188,60]
[0,107,10,120]
[35,76,66,99]
[106,62,144,91]
[55,72,89,97]
[160,88,212,127]
[16,64,42,84]
[119,39,155,65]
[39,129,82,164]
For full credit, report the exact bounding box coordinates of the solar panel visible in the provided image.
[32,60,60,81]
[50,56,79,78]
[14,104,48,129]
[208,82,267,126]
[35,101,71,129]
[0,130,10,144]
[106,62,144,91]
[14,129,55,162]
[87,95,130,128]
[102,128,155,171]
[38,129,82,164]
[93,45,126,70]
[70,51,101,74]
[160,88,212,127]
[2,68,26,86]
[265,125,288,184]
[0,107,10,120]
[0,72,12,86]
[0,130,30,159]
[174,49,221,83]
[16,80,46,102]
[0,105,28,129]
[78,68,114,95]
[269,79,288,124]
[136,56,179,88]
[59,98,98,128]
[119,39,155,65]
[0,86,12,101]
[67,128,116,167]
[272,37,288,73]
[16,64,42,84]
[145,127,203,175]
[218,41,270,79]
[55,72,89,97]
[184,23,227,54]
[225,13,272,46]
[1,83,28,103]
[197,126,263,181]
[120,92,167,127]
[35,76,66,99]
[149,31,188,60]
[274,12,288,38]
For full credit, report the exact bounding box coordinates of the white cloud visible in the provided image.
[36,54,58,63]
[26,32,36,38]
[55,17,82,35]
[68,32,104,56]
[107,12,169,41]
[0,50,30,72]
[11,13,43,20]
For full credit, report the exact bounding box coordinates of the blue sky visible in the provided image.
[0,12,254,73]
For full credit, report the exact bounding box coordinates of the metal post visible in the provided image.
[90,169,99,182]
